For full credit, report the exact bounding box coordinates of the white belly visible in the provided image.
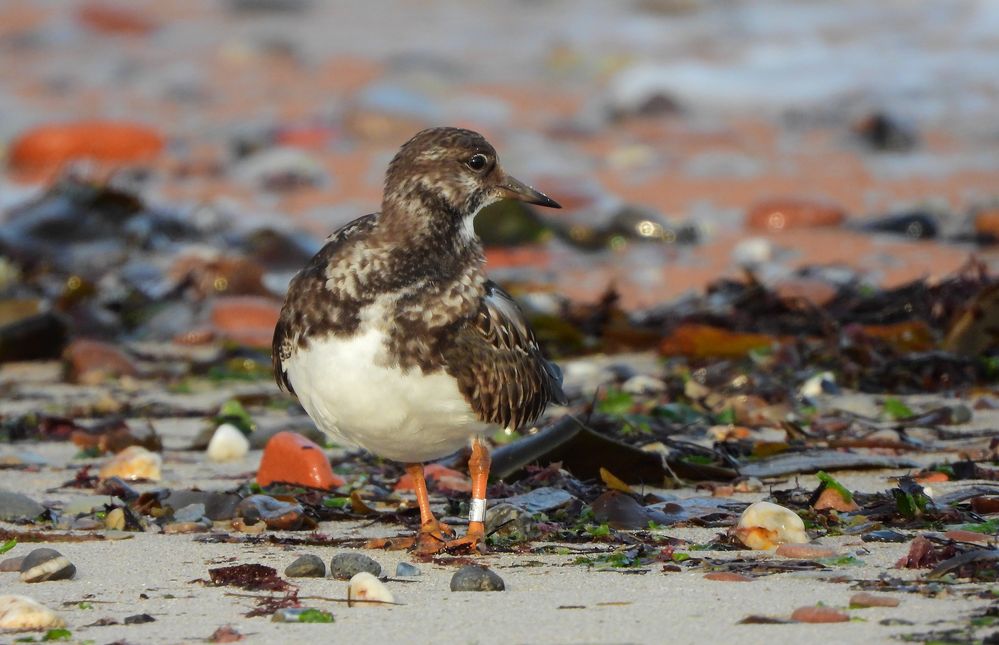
[283,329,491,462]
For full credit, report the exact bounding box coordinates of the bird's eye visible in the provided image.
[467,154,488,171]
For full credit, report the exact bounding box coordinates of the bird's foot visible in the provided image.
[443,522,487,554]
[413,520,455,556]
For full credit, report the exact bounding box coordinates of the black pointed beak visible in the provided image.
[497,174,561,209]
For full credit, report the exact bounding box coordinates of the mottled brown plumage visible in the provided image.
[272,127,565,432]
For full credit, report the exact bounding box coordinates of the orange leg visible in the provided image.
[406,463,452,555]
[445,437,490,552]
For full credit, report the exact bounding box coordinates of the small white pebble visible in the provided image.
[347,572,394,607]
[732,237,775,266]
[800,371,836,398]
[734,501,808,550]
[0,595,66,630]
[206,423,250,463]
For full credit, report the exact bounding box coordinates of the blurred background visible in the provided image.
[1,0,999,357]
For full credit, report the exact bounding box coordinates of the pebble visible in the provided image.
[850,592,901,608]
[98,445,162,482]
[485,503,535,538]
[0,595,66,630]
[173,503,208,523]
[812,488,860,512]
[329,553,381,581]
[256,431,345,490]
[734,501,808,550]
[209,296,282,348]
[206,423,250,462]
[745,198,846,231]
[791,606,850,623]
[450,565,505,592]
[0,489,45,522]
[0,556,25,572]
[235,495,305,530]
[124,612,156,624]
[9,120,164,174]
[162,520,212,534]
[19,548,76,583]
[64,338,139,384]
[500,487,576,514]
[347,572,395,606]
[775,543,838,559]
[104,507,126,530]
[703,572,753,582]
[861,529,909,543]
[395,562,420,577]
[285,554,326,578]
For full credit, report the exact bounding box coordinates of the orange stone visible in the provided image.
[64,338,139,384]
[256,431,345,490]
[790,606,850,623]
[76,2,157,35]
[394,463,471,493]
[914,470,950,484]
[704,572,753,582]
[849,592,900,608]
[973,209,999,240]
[209,296,281,348]
[9,121,164,174]
[812,487,860,512]
[943,530,989,543]
[775,543,838,559]
[746,198,846,231]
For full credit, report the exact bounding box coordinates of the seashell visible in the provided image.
[347,572,394,606]
[0,595,66,630]
[733,501,808,550]
[206,423,250,463]
[98,445,162,482]
[19,548,76,583]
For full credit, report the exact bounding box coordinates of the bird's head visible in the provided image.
[383,127,560,237]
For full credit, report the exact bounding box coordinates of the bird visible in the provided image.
[272,126,566,554]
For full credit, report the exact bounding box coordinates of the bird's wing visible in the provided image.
[272,213,379,394]
[444,280,566,428]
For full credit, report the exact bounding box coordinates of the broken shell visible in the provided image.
[98,445,162,482]
[104,507,126,530]
[347,572,394,606]
[0,595,66,630]
[19,548,76,582]
[734,501,808,550]
[206,423,250,463]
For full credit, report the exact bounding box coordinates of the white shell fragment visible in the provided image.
[0,595,66,630]
[734,501,809,550]
[347,572,395,607]
[98,446,162,482]
[206,423,250,463]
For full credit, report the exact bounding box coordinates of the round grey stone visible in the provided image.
[173,503,207,523]
[395,562,421,577]
[450,565,505,592]
[19,547,76,582]
[0,489,45,522]
[285,554,326,578]
[329,553,381,581]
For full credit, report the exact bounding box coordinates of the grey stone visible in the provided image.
[501,486,576,514]
[19,548,76,582]
[329,553,381,581]
[0,489,45,522]
[450,565,505,592]
[173,503,207,523]
[484,503,535,538]
[395,562,421,577]
[285,554,326,578]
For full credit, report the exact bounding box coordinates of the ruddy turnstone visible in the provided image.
[272,127,566,553]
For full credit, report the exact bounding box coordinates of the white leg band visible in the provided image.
[468,498,487,523]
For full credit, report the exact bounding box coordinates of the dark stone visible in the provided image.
[124,613,156,624]
[450,565,505,592]
[285,554,326,578]
[328,553,381,581]
[19,547,76,582]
